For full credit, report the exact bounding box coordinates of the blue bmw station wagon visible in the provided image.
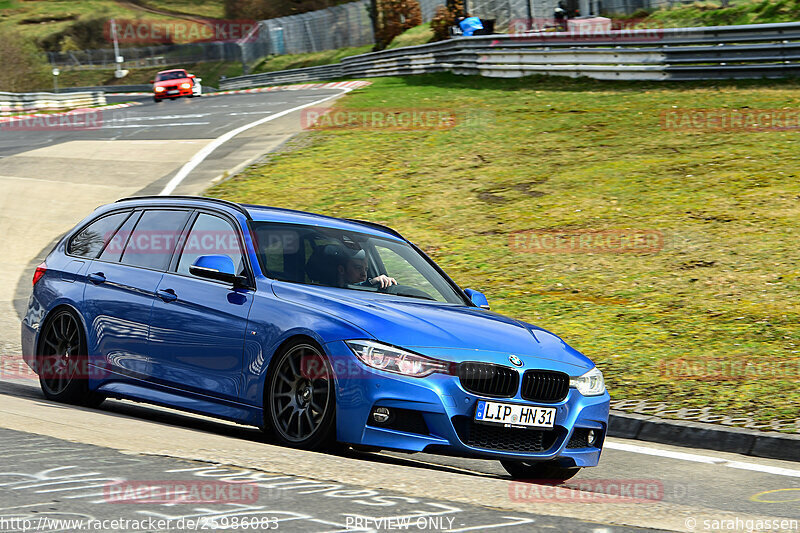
[22,196,609,480]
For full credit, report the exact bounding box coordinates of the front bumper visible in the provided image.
[154,87,192,99]
[326,340,609,466]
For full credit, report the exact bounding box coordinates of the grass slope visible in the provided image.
[0,0,224,42]
[208,74,800,428]
[639,0,800,26]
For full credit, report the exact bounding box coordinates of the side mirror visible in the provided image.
[189,255,246,287]
[464,288,489,310]
[188,74,195,78]
[149,79,154,83]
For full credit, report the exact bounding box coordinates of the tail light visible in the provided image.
[32,262,47,286]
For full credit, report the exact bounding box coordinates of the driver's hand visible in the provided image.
[370,275,397,288]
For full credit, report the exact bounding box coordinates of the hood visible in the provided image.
[154,77,191,87]
[271,282,594,371]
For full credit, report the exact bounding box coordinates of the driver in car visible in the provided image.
[338,250,397,289]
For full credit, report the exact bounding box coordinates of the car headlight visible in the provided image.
[181,82,192,89]
[345,340,451,378]
[155,87,165,92]
[570,367,605,396]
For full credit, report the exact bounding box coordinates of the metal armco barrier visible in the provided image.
[220,64,344,90]
[0,91,106,113]
[219,21,800,88]
[57,85,153,94]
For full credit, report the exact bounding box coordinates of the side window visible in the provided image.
[68,211,130,259]
[120,210,190,271]
[98,211,141,262]
[177,213,244,276]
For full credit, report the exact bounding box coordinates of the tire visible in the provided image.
[500,460,581,481]
[265,340,336,451]
[37,309,104,407]
[153,97,159,103]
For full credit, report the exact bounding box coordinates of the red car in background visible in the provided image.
[151,69,202,102]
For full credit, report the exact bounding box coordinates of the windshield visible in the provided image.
[156,71,188,81]
[251,222,467,304]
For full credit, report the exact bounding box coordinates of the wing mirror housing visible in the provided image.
[189,255,247,287]
[464,288,489,310]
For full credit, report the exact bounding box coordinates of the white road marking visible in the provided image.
[228,111,275,116]
[112,113,211,121]
[106,122,211,129]
[159,89,352,195]
[449,517,536,532]
[605,441,800,478]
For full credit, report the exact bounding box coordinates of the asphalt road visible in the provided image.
[0,88,797,533]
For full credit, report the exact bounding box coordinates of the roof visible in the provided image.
[113,196,404,241]
[244,204,404,241]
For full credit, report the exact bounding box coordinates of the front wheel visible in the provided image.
[265,340,336,451]
[500,460,581,481]
[38,309,104,407]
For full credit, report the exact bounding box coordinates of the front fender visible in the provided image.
[240,288,372,407]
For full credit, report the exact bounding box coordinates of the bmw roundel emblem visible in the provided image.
[509,355,523,367]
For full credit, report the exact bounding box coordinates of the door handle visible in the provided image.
[157,288,177,302]
[87,272,106,285]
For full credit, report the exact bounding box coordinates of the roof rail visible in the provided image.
[345,218,404,239]
[115,195,251,219]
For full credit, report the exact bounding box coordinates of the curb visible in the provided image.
[608,410,800,462]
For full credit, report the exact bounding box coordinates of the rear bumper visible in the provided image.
[21,294,43,371]
[326,340,609,466]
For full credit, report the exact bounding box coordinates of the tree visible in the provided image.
[0,30,49,92]
[372,0,423,50]
[430,0,463,41]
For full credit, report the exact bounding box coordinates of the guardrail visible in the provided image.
[219,21,800,88]
[57,85,153,94]
[0,91,106,113]
[219,64,344,90]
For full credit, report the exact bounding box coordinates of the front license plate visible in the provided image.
[475,401,556,428]
[167,90,179,95]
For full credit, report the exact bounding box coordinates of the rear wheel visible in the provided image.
[500,460,581,481]
[265,340,336,450]
[38,309,104,407]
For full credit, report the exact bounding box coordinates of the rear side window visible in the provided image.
[98,211,141,262]
[120,210,191,271]
[68,211,130,258]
